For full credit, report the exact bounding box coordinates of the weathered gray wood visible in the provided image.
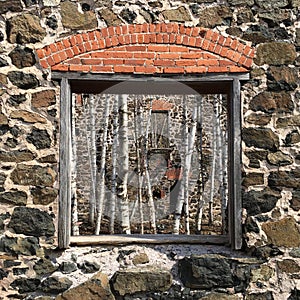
[52,72,249,82]
[228,78,242,250]
[70,234,229,246]
[58,77,72,249]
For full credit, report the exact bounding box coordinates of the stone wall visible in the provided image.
[0,0,299,299]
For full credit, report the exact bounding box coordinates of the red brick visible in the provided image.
[128,24,135,34]
[36,48,45,59]
[52,64,69,71]
[110,51,133,58]
[111,36,119,46]
[149,24,156,33]
[91,52,109,58]
[134,52,155,59]
[202,39,210,50]
[195,37,203,48]
[167,23,175,33]
[163,67,185,73]
[72,45,80,55]
[205,29,214,40]
[56,41,64,51]
[154,59,175,66]
[124,59,145,65]
[163,33,170,43]
[243,58,253,68]
[144,34,150,44]
[78,43,86,53]
[134,66,158,74]
[158,53,180,59]
[220,47,229,57]
[230,39,238,50]
[99,39,106,49]
[182,35,189,45]
[218,35,225,45]
[69,65,90,72]
[185,67,207,73]
[231,51,241,63]
[59,51,68,61]
[114,65,134,73]
[148,45,169,52]
[214,44,222,55]
[238,55,247,66]
[169,33,176,43]
[126,45,147,51]
[224,37,232,47]
[91,41,99,51]
[105,37,112,47]
[189,37,196,46]
[197,59,218,66]
[226,49,236,61]
[130,34,137,44]
[185,66,207,73]
[91,65,113,73]
[103,58,124,65]
[88,31,96,40]
[121,25,129,35]
[81,58,103,65]
[62,39,71,48]
[176,35,183,44]
[207,66,228,73]
[248,49,255,59]
[219,60,235,66]
[95,31,102,40]
[46,56,55,66]
[191,27,201,37]
[149,33,156,43]
[208,42,215,52]
[69,36,77,46]
[137,33,144,43]
[135,24,142,33]
[52,53,61,64]
[108,26,115,36]
[229,66,248,72]
[176,59,197,66]
[181,52,202,59]
[81,33,89,42]
[142,23,149,32]
[101,27,109,37]
[169,45,189,52]
[65,48,73,58]
[155,23,162,33]
[40,59,49,69]
[66,58,80,64]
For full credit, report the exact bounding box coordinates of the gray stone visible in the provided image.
[8,71,39,89]
[111,267,172,296]
[31,89,56,108]
[277,259,300,274]
[242,25,273,44]
[296,29,300,47]
[0,235,41,256]
[178,255,233,289]
[99,8,122,26]
[242,127,279,151]
[228,0,254,5]
[41,276,73,294]
[132,253,149,265]
[0,0,23,14]
[46,15,58,30]
[59,261,78,274]
[249,92,293,114]
[197,6,232,28]
[253,245,283,259]
[0,190,27,206]
[26,128,51,149]
[0,149,36,162]
[13,267,29,275]
[201,293,240,300]
[255,0,289,9]
[267,66,298,91]
[78,260,100,273]
[0,173,6,192]
[268,169,300,189]
[0,58,8,67]
[290,190,300,211]
[34,258,58,275]
[245,113,271,126]
[8,94,27,106]
[262,217,300,247]
[0,268,8,280]
[0,212,9,232]
[9,47,36,69]
[242,172,264,188]
[237,8,254,24]
[277,115,300,128]
[246,291,274,300]
[39,154,57,163]
[11,164,56,187]
[8,207,55,237]
[267,151,293,166]
[11,277,41,294]
[289,289,300,300]
[259,10,290,25]
[61,1,97,30]
[42,0,60,6]
[7,13,46,44]
[0,111,8,125]
[56,272,115,300]
[254,42,297,66]
[291,0,300,7]
[242,188,280,216]
[31,187,57,205]
[290,248,300,258]
[120,8,137,24]
[162,6,192,22]
[10,109,47,123]
[245,217,260,233]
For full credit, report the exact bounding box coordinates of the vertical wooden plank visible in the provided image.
[228,78,242,249]
[58,77,72,249]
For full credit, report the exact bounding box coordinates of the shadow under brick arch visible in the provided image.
[36,23,255,74]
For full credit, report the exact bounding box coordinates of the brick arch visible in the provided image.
[36,23,255,74]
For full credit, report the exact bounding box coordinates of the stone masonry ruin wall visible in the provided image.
[0,0,299,299]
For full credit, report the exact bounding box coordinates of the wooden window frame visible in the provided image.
[53,72,248,250]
